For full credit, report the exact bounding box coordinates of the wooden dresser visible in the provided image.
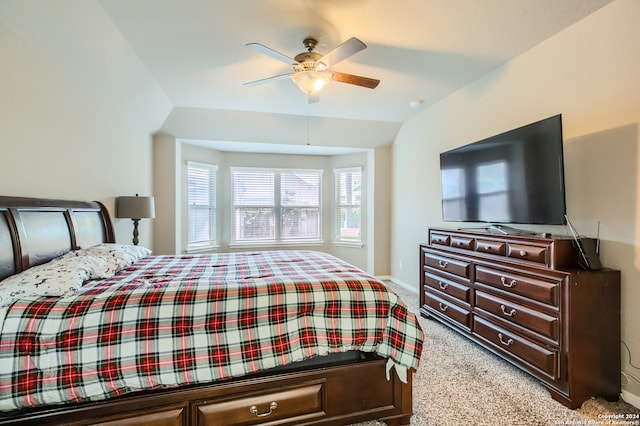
[420,227,621,409]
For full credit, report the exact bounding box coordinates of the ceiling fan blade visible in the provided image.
[307,93,319,104]
[245,43,298,65]
[317,37,367,69]
[330,71,380,89]
[243,73,292,87]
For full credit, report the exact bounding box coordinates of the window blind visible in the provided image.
[232,168,321,244]
[187,162,217,250]
[335,167,362,242]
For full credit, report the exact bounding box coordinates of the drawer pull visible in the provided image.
[438,303,448,312]
[250,402,278,417]
[500,304,517,317]
[500,276,517,287]
[519,250,527,257]
[438,281,449,290]
[438,260,449,268]
[498,333,514,346]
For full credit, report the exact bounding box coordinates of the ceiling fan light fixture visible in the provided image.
[245,37,378,100]
[291,71,330,94]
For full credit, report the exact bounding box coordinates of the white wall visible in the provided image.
[0,2,172,248]
[153,134,182,253]
[391,0,640,402]
[369,146,392,277]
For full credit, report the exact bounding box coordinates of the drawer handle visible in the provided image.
[500,276,517,287]
[250,401,278,418]
[438,303,448,312]
[500,304,517,317]
[498,333,514,346]
[519,250,527,257]
[438,260,449,268]
[438,281,449,290]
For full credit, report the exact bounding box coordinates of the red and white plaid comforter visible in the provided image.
[0,250,423,412]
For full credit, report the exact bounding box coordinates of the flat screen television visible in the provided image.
[439,114,566,226]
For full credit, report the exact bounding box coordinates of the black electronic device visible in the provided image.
[565,215,602,271]
[440,114,566,225]
[577,238,602,271]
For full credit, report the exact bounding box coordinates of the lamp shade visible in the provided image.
[291,71,330,94]
[116,195,155,219]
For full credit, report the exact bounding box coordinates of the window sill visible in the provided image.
[186,245,219,254]
[229,241,324,249]
[333,241,364,248]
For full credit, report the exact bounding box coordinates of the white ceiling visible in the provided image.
[2,0,617,154]
[98,0,614,121]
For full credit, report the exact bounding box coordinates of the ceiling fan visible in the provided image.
[243,37,380,103]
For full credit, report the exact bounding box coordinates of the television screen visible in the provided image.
[440,114,566,225]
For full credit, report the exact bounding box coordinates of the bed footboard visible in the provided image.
[0,357,412,426]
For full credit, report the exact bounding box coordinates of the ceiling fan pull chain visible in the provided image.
[306,105,311,146]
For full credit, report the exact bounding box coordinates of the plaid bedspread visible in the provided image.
[0,250,423,412]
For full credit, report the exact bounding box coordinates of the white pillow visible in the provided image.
[63,243,151,273]
[0,256,107,307]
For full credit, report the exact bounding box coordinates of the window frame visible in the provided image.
[230,167,323,247]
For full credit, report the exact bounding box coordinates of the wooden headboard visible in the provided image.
[0,196,115,281]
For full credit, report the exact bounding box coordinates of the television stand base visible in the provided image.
[486,224,537,236]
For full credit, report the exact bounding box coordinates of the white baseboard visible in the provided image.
[387,276,419,294]
[375,275,392,282]
[621,389,640,409]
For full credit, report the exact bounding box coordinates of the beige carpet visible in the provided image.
[351,281,640,426]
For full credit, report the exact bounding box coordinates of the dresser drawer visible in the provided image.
[507,243,548,264]
[475,290,559,342]
[194,382,324,425]
[473,317,558,380]
[475,265,560,307]
[475,239,506,256]
[423,290,471,330]
[423,270,471,304]
[423,252,471,280]
[430,232,451,246]
[450,236,474,250]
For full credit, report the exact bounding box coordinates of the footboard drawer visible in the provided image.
[85,405,187,426]
[194,382,325,425]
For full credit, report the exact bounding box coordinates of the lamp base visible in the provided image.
[131,218,140,246]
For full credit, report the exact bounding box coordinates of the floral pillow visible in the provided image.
[63,243,151,274]
[0,256,108,307]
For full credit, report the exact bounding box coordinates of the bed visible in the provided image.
[0,196,423,425]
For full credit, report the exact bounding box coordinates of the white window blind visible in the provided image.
[187,162,217,250]
[231,168,322,244]
[335,167,362,243]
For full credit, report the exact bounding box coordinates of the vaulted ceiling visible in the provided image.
[1,0,616,153]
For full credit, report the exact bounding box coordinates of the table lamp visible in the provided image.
[116,194,155,245]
